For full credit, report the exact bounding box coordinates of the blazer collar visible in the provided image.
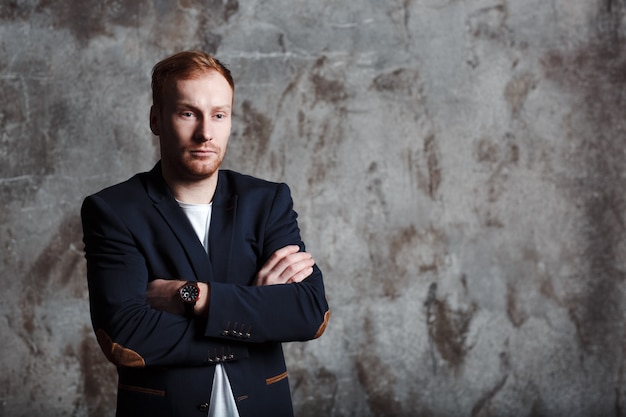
[208,170,237,284]
[144,162,236,283]
[144,162,214,282]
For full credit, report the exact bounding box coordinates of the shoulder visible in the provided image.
[216,170,293,208]
[82,170,155,218]
[219,169,280,189]
[218,170,291,196]
[88,172,147,202]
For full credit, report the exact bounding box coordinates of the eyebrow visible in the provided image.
[212,104,232,112]
[175,102,232,112]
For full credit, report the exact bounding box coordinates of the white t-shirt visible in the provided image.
[178,201,240,417]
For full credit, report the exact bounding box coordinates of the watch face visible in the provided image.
[180,284,199,303]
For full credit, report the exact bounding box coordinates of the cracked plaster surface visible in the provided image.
[1,1,626,416]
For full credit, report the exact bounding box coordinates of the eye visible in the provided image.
[215,113,226,119]
[182,111,194,118]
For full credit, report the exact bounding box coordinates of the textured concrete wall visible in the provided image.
[1,0,625,416]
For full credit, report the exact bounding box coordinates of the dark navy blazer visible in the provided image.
[81,162,330,417]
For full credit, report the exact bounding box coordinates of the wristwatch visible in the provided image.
[178,281,200,316]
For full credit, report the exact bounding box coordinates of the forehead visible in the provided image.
[165,70,233,103]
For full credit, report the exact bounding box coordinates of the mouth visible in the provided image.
[190,148,217,157]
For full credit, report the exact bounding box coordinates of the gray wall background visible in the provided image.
[1,0,625,416]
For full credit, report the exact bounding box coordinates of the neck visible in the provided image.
[163,171,219,205]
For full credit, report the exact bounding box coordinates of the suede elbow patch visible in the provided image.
[266,371,288,385]
[313,310,330,339]
[96,328,146,368]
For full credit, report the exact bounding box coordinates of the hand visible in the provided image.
[146,279,209,317]
[254,245,315,286]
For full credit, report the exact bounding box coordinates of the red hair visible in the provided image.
[151,50,234,111]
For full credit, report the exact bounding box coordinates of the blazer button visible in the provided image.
[198,403,209,412]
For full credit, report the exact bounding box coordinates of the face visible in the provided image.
[150,70,233,184]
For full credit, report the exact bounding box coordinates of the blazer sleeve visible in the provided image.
[205,183,330,343]
[81,194,248,368]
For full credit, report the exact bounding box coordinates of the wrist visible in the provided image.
[194,282,210,317]
[178,281,200,316]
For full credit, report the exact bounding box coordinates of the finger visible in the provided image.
[275,251,312,275]
[267,252,312,284]
[256,245,300,278]
[260,255,314,286]
[276,256,314,282]
[256,246,303,282]
[286,266,314,284]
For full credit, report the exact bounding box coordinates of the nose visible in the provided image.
[195,118,212,142]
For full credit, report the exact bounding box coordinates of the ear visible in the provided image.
[149,105,160,136]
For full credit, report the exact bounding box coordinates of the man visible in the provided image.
[81,50,330,417]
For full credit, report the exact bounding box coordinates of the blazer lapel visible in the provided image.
[208,171,237,284]
[144,163,215,283]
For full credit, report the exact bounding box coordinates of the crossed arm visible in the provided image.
[146,245,316,316]
[82,180,329,367]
